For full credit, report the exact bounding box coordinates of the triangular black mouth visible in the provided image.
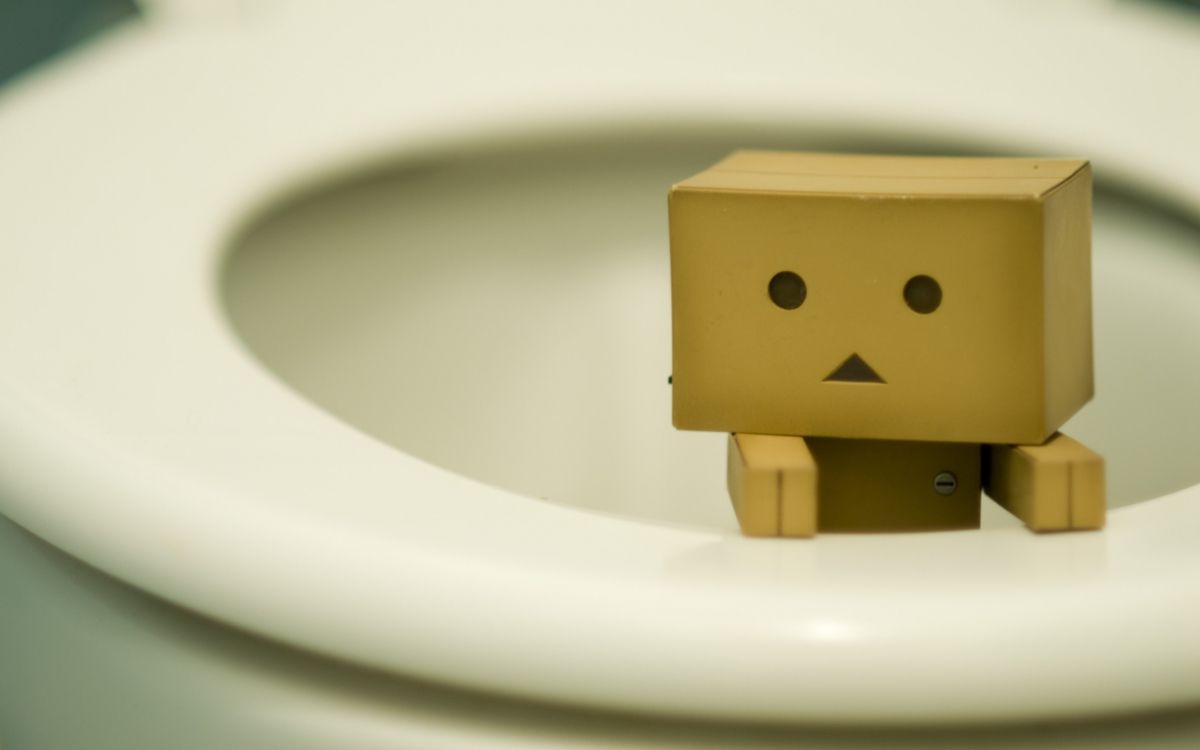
[824,353,885,384]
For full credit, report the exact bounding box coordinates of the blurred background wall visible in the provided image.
[0,0,136,87]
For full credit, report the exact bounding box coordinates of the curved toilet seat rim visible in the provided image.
[1,3,1199,725]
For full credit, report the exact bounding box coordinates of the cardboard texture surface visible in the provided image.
[670,151,1093,445]
[672,151,1102,535]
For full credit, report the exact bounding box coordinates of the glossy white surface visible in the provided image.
[2,0,1200,727]
[10,513,1200,750]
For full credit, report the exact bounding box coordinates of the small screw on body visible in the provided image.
[933,471,958,496]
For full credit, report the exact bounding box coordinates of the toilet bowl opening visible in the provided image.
[220,126,1200,530]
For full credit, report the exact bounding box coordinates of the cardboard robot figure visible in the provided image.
[668,151,1104,536]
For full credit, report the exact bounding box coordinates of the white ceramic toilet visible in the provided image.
[4,2,1200,747]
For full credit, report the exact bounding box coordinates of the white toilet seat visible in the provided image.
[2,1,1200,725]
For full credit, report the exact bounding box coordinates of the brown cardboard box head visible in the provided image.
[669,151,1093,444]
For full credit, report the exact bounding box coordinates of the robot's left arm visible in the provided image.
[983,433,1105,532]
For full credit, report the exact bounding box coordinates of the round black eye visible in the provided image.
[768,271,807,309]
[904,275,942,314]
